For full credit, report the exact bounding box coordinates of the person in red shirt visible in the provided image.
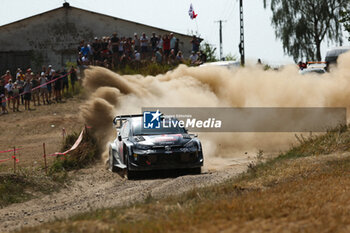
[1,70,12,85]
[162,34,171,60]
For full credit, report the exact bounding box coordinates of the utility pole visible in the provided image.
[239,0,245,66]
[215,20,227,60]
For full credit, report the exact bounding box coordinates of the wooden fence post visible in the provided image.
[13,146,16,173]
[43,143,47,175]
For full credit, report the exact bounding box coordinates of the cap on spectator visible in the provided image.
[41,72,45,76]
[14,82,17,85]
[26,68,32,72]
[51,69,55,73]
[6,70,10,73]
[48,65,52,68]
[94,37,98,40]
[30,72,34,75]
[134,33,137,36]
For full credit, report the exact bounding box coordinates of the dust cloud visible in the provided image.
[80,52,350,164]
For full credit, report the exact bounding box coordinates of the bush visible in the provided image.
[49,128,99,175]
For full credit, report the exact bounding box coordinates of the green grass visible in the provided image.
[0,173,59,208]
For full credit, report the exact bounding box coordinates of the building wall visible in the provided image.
[0,6,193,74]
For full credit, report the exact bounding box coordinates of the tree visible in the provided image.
[200,42,218,62]
[340,10,350,41]
[263,0,348,61]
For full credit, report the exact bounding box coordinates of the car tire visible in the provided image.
[125,155,137,180]
[126,169,137,180]
[190,167,201,175]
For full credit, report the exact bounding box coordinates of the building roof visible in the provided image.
[0,2,192,38]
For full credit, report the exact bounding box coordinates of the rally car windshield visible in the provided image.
[132,118,186,135]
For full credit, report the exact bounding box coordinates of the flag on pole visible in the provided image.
[188,3,198,19]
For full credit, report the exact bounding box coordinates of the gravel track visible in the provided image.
[0,158,250,232]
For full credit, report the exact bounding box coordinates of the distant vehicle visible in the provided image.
[299,67,326,75]
[325,46,350,64]
[199,60,240,69]
[299,62,326,75]
[109,114,204,179]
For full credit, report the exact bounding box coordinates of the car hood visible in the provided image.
[135,134,190,147]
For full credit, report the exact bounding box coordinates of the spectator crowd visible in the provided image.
[77,32,207,68]
[0,66,78,115]
[1,32,207,115]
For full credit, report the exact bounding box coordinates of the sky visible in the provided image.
[0,0,349,65]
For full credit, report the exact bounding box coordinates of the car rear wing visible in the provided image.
[113,114,143,129]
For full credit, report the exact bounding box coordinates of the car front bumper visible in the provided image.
[129,148,203,171]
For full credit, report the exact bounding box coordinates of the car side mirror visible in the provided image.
[189,133,198,138]
[118,134,122,141]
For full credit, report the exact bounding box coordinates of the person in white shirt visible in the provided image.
[4,79,13,108]
[134,50,141,61]
[170,33,177,50]
[189,51,198,65]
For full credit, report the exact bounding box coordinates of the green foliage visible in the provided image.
[340,10,350,41]
[224,53,237,61]
[65,61,77,70]
[0,174,59,208]
[263,0,348,61]
[0,175,29,207]
[200,42,218,62]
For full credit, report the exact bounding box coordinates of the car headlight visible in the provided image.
[184,140,196,148]
[136,143,152,150]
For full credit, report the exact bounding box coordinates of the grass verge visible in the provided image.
[16,125,350,232]
[0,173,60,208]
[0,128,98,208]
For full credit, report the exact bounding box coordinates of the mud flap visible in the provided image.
[112,152,127,169]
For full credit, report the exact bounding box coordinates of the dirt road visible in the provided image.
[0,157,250,233]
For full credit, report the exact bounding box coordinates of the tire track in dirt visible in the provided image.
[0,159,249,233]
